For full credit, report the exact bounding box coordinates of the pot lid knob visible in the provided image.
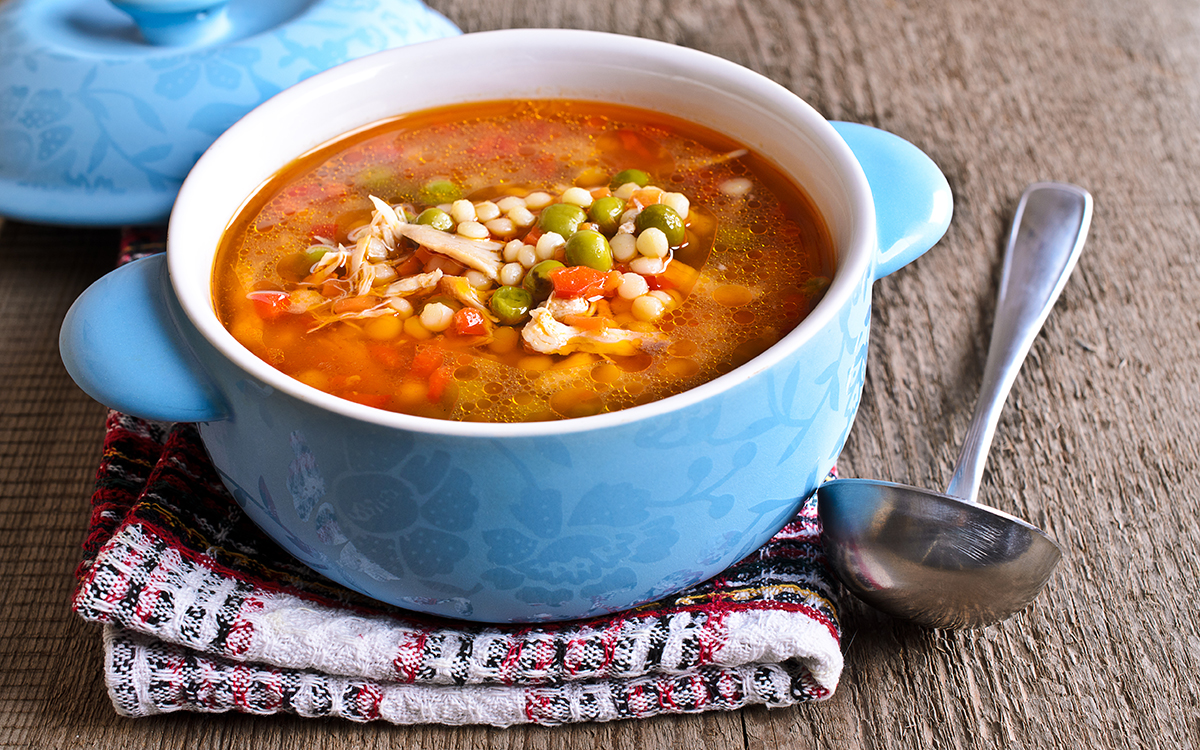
[109,0,233,47]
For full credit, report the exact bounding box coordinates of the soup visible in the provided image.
[212,100,833,422]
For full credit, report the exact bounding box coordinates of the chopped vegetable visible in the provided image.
[610,168,650,189]
[490,285,534,325]
[548,265,610,299]
[248,290,293,320]
[588,196,625,235]
[564,229,613,271]
[410,345,445,377]
[416,207,453,230]
[453,307,489,336]
[523,259,565,301]
[537,203,587,239]
[426,364,454,402]
[634,204,686,247]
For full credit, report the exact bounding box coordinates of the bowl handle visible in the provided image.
[60,253,229,423]
[831,121,953,281]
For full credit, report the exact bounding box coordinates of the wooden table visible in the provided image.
[3,0,1197,746]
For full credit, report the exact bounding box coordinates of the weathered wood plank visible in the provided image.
[3,0,1200,746]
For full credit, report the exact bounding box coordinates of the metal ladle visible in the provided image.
[817,182,1093,629]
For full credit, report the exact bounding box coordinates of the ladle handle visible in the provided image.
[944,182,1093,502]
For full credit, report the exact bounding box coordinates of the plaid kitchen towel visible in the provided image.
[69,231,843,727]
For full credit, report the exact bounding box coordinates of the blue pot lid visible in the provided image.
[0,0,459,226]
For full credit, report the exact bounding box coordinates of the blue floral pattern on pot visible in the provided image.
[191,263,874,623]
[0,0,459,225]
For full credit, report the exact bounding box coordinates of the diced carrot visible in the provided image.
[522,226,545,246]
[549,265,609,298]
[645,274,674,291]
[248,291,292,321]
[426,364,454,402]
[453,307,489,336]
[563,314,614,331]
[658,258,700,294]
[331,296,378,314]
[603,270,623,293]
[410,344,445,377]
[393,255,424,276]
[616,129,659,159]
[341,391,391,408]
[631,187,664,206]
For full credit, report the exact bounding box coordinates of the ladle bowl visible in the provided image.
[818,182,1093,629]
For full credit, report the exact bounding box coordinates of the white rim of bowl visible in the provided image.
[169,28,875,438]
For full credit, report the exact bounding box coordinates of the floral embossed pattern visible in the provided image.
[0,0,459,223]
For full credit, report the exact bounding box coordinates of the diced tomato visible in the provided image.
[426,364,454,402]
[549,265,610,298]
[453,307,489,336]
[248,290,292,321]
[367,344,403,369]
[410,345,445,377]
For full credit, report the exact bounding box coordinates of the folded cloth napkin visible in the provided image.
[70,233,843,727]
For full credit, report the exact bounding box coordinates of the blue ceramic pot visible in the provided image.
[0,0,458,225]
[60,30,952,623]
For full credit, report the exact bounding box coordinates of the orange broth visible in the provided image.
[212,100,834,421]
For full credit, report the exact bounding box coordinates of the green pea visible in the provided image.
[279,249,322,280]
[353,165,395,196]
[610,168,650,189]
[490,285,534,325]
[523,260,565,301]
[635,203,686,247]
[564,229,614,272]
[415,207,453,231]
[418,178,461,205]
[303,243,332,264]
[588,196,625,236]
[538,203,587,239]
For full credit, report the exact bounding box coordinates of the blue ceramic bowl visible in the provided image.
[60,30,952,622]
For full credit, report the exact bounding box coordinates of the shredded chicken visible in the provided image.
[542,294,591,320]
[393,223,504,281]
[521,307,667,356]
[380,269,443,298]
[441,275,497,321]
